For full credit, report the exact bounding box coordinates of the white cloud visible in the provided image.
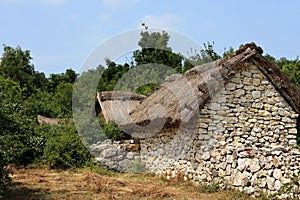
[101,0,140,8]
[140,14,183,29]
[0,0,67,6]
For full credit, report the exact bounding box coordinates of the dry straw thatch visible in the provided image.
[96,91,146,123]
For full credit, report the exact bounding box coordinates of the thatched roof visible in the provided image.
[116,43,300,137]
[96,91,146,123]
[97,91,146,102]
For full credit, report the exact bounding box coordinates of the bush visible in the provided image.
[102,122,129,141]
[40,123,92,169]
[0,76,39,166]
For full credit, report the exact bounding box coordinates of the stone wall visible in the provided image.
[93,64,300,199]
[138,65,300,199]
[91,139,142,172]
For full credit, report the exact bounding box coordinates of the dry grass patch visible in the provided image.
[7,167,258,200]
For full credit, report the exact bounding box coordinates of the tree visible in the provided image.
[182,47,214,73]
[182,42,225,73]
[46,68,77,93]
[265,54,300,87]
[202,41,221,61]
[96,59,130,91]
[0,46,44,196]
[223,47,235,57]
[33,71,48,90]
[264,54,277,64]
[277,57,300,87]
[0,45,36,95]
[55,83,74,117]
[133,31,183,73]
[0,46,93,196]
[29,68,78,118]
[137,31,171,51]
[0,75,39,167]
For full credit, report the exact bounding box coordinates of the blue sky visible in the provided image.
[0,0,299,75]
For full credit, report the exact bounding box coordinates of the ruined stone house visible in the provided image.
[93,43,300,199]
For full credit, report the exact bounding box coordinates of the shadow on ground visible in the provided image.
[6,181,50,200]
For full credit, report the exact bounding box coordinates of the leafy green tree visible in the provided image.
[30,68,77,118]
[182,42,225,73]
[223,47,235,57]
[277,57,300,86]
[133,31,183,73]
[182,47,213,73]
[33,72,48,90]
[0,75,43,198]
[0,46,45,196]
[0,46,38,95]
[111,30,183,95]
[46,68,77,93]
[96,32,225,95]
[202,41,221,61]
[264,54,277,64]
[264,54,300,87]
[0,76,37,165]
[97,60,130,91]
[30,90,59,118]
[137,31,171,50]
[53,83,73,117]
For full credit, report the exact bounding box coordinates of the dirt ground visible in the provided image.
[7,167,258,200]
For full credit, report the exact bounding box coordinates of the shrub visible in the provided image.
[102,122,129,141]
[41,123,92,169]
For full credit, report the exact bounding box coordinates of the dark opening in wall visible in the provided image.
[92,96,102,117]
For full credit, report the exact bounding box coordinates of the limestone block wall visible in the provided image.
[91,139,141,172]
[139,65,300,199]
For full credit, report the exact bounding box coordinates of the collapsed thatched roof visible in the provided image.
[96,91,146,123]
[97,91,146,102]
[115,43,300,137]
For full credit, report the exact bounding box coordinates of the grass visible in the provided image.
[6,166,259,200]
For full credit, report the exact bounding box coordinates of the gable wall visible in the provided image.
[139,64,300,198]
